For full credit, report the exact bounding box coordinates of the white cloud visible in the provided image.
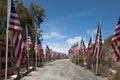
[43,36,89,54]
[66,36,89,48]
[58,36,66,39]
[43,33,50,39]
[43,32,66,39]
[66,36,83,46]
[43,36,83,54]
[87,29,97,35]
[45,23,57,31]
[51,32,60,37]
[43,42,69,54]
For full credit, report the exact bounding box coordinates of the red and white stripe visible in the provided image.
[111,18,120,62]
[74,46,79,55]
[9,13,22,32]
[86,37,92,58]
[27,36,32,50]
[9,0,27,67]
[68,46,74,56]
[34,43,44,57]
[93,21,103,60]
[79,38,88,59]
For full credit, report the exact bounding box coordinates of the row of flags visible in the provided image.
[68,38,89,61]
[5,0,120,74]
[5,0,120,79]
[7,0,68,68]
[68,17,120,63]
[7,0,45,67]
[34,39,44,59]
[4,0,120,78]
[45,45,68,59]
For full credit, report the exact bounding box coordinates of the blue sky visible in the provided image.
[24,0,120,53]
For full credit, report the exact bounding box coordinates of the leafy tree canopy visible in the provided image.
[0,0,45,44]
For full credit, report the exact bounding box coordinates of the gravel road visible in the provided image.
[21,59,102,80]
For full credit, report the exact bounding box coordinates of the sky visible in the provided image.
[24,0,120,54]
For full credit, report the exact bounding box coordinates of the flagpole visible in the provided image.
[5,0,11,80]
[35,25,38,69]
[71,56,72,63]
[96,40,99,74]
[75,55,76,65]
[70,56,71,62]
[96,20,101,75]
[26,25,30,71]
[96,44,99,75]
[27,45,30,71]
[83,57,85,66]
[90,33,94,70]
[77,54,79,65]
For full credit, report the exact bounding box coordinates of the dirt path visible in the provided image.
[21,59,102,80]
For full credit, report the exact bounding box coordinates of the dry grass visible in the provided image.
[75,35,120,80]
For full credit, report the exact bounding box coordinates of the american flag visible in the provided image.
[45,45,50,55]
[9,0,28,67]
[68,43,79,56]
[68,47,73,56]
[79,38,88,59]
[111,17,120,62]
[34,41,44,58]
[93,21,103,60]
[74,42,79,55]
[88,37,92,49]
[26,36,32,50]
[86,36,92,56]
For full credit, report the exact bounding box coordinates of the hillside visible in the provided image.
[103,36,114,60]
[103,35,120,66]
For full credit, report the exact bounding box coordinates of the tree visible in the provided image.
[30,2,45,41]
[0,0,45,44]
[0,0,7,42]
[30,2,45,25]
[17,1,34,40]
